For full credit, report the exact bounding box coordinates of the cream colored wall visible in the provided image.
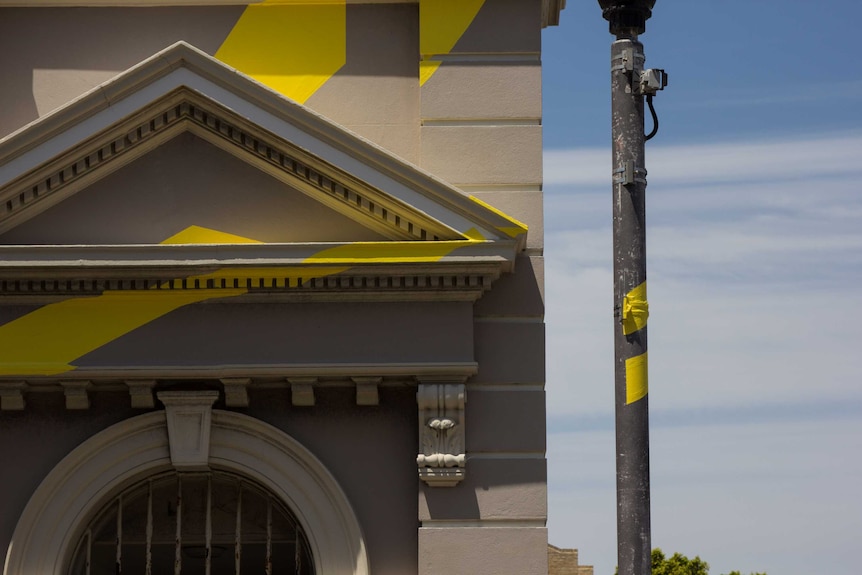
[418,2,547,572]
[305,3,420,163]
[0,7,243,137]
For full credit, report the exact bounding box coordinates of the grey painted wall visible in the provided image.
[0,387,419,575]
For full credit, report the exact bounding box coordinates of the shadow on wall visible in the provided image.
[0,7,242,137]
[0,5,421,138]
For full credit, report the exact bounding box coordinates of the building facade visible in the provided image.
[0,1,562,573]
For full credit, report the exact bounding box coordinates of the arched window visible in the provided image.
[5,410,369,575]
[69,470,313,575]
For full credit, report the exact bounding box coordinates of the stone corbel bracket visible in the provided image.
[416,379,466,487]
[0,381,27,411]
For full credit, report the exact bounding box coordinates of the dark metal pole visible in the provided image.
[598,2,663,574]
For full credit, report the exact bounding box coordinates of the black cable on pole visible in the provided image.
[644,94,659,141]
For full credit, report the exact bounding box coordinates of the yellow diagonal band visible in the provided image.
[622,281,649,335]
[0,289,245,376]
[0,226,488,376]
[215,1,346,104]
[419,0,485,86]
[0,227,259,377]
[625,352,648,405]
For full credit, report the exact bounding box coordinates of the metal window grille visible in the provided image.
[69,471,313,575]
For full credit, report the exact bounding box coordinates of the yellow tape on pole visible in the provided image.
[622,281,649,335]
[625,352,648,405]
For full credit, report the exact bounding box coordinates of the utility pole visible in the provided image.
[597,2,667,575]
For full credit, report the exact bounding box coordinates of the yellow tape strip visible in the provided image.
[622,281,649,335]
[625,352,648,405]
[215,1,346,104]
[419,0,485,86]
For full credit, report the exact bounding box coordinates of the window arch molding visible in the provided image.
[4,410,369,575]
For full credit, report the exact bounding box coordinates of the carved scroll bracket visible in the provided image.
[416,379,466,487]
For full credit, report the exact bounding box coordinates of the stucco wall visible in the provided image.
[0,2,549,574]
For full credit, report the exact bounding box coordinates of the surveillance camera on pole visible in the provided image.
[597,1,667,575]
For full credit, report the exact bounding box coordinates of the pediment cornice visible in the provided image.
[0,89,458,242]
[0,244,511,302]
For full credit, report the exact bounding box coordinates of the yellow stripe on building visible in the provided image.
[420,0,485,86]
[0,225,489,376]
[161,225,263,245]
[304,240,477,264]
[0,289,245,376]
[0,226,260,377]
[215,0,346,104]
[625,352,648,405]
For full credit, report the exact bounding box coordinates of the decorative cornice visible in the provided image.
[0,262,503,302]
[4,366,478,409]
[0,90,457,243]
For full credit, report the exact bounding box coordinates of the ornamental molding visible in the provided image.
[1,363,478,409]
[416,380,466,487]
[4,409,370,575]
[0,260,504,302]
[0,42,526,249]
[0,90,455,243]
[0,43,525,301]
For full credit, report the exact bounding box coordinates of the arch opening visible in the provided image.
[4,410,369,575]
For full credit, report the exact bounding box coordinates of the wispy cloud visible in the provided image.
[548,397,862,433]
[543,132,862,417]
[544,132,862,187]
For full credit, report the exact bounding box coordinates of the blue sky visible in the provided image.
[540,2,862,575]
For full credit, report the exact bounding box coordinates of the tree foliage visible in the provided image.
[614,549,766,575]
[651,548,709,575]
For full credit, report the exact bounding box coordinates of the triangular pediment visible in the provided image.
[0,131,387,245]
[0,42,527,301]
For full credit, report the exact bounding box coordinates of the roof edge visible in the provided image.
[543,0,567,27]
[0,41,526,248]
